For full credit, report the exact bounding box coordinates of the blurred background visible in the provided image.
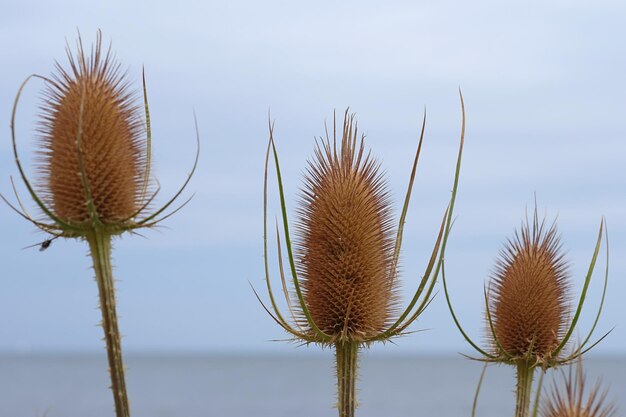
[0,1,624,416]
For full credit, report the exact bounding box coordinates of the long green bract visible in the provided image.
[10,74,83,232]
[442,260,496,358]
[389,110,427,284]
[260,130,310,339]
[135,113,200,226]
[472,364,488,417]
[377,92,466,340]
[569,219,610,357]
[376,205,448,339]
[484,284,509,358]
[428,91,498,359]
[554,219,604,356]
[269,130,332,343]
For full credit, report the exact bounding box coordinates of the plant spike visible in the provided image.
[554,219,604,357]
[258,97,467,417]
[542,357,617,417]
[558,220,610,364]
[376,204,448,339]
[472,363,488,417]
[444,202,610,417]
[275,220,304,331]
[133,112,200,228]
[577,220,610,349]
[378,91,466,339]
[389,109,427,284]
[4,31,197,417]
[140,68,152,204]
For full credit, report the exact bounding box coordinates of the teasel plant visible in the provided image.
[253,96,466,417]
[2,31,198,417]
[442,207,610,417]
[541,357,617,417]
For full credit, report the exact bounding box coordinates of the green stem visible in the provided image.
[515,363,535,417]
[336,342,358,417]
[87,231,130,417]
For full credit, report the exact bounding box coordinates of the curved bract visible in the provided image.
[442,205,610,417]
[258,97,465,346]
[443,208,610,369]
[40,38,145,226]
[3,31,199,240]
[490,214,570,363]
[256,98,465,417]
[2,31,198,417]
[295,115,396,341]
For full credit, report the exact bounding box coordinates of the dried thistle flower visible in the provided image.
[542,358,617,417]
[3,31,197,417]
[296,119,397,340]
[490,215,570,363]
[40,39,146,226]
[443,208,610,417]
[256,101,466,417]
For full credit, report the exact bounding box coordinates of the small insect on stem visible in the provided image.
[22,235,60,251]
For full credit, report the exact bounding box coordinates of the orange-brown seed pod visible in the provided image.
[490,215,570,361]
[296,115,397,341]
[37,33,145,227]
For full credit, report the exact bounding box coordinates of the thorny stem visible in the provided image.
[87,231,130,417]
[515,363,535,417]
[336,342,358,417]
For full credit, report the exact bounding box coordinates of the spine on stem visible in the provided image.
[336,342,359,417]
[88,231,130,417]
[515,363,534,417]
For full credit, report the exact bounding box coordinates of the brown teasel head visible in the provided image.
[36,32,146,230]
[541,359,617,417]
[295,114,398,342]
[489,213,570,362]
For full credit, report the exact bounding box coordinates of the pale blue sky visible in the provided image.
[0,0,624,354]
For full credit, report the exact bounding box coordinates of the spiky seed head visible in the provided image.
[36,32,146,228]
[542,361,617,417]
[489,214,570,361]
[295,114,397,342]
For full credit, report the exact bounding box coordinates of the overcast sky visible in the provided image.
[0,0,624,355]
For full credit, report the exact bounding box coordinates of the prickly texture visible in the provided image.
[37,33,145,226]
[542,361,616,417]
[489,216,570,360]
[295,115,397,341]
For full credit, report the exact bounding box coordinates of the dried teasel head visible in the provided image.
[38,33,146,227]
[488,212,570,363]
[542,359,617,417]
[259,103,466,417]
[4,30,198,417]
[258,101,466,348]
[295,114,397,341]
[4,31,198,240]
[442,203,610,370]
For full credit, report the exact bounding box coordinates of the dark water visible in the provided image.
[1,354,624,417]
